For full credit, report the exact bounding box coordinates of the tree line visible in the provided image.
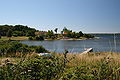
[0,25,36,37]
[0,25,94,40]
[31,27,94,40]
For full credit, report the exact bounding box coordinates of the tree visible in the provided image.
[79,31,84,37]
[46,30,55,39]
[0,24,36,36]
[0,35,1,39]
[29,36,34,40]
[83,34,94,38]
[61,31,63,34]
[26,31,35,37]
[54,28,58,34]
[63,27,68,32]
[35,36,44,41]
[7,29,12,37]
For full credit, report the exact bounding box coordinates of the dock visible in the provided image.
[80,48,93,55]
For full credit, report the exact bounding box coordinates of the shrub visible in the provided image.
[83,34,94,38]
[0,55,64,80]
[0,41,48,57]
[35,36,44,40]
[28,36,34,40]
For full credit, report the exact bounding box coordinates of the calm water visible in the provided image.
[20,34,120,53]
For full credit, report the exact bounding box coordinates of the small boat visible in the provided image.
[38,53,52,56]
[80,48,93,55]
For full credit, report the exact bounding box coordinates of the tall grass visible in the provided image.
[64,52,120,67]
[0,52,120,80]
[58,52,120,79]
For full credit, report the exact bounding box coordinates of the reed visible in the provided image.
[58,52,120,79]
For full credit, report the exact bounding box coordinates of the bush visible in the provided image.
[0,41,48,57]
[35,36,44,40]
[28,36,34,40]
[83,34,94,38]
[0,35,1,39]
[0,52,120,80]
[0,55,64,80]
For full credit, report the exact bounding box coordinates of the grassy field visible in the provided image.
[1,52,120,67]
[0,52,120,79]
[55,52,120,79]
[54,52,120,67]
[0,36,28,41]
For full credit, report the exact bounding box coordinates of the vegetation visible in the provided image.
[59,52,120,79]
[61,27,93,39]
[0,25,119,79]
[83,34,94,38]
[54,28,58,34]
[0,52,120,80]
[0,41,120,79]
[0,41,48,57]
[46,30,55,39]
[29,36,44,41]
[0,25,94,41]
[6,29,13,37]
[0,36,28,41]
[0,25,36,37]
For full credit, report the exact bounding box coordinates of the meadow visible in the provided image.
[0,51,120,80]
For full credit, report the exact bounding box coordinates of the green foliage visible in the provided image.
[6,29,12,37]
[0,35,1,39]
[13,31,24,36]
[29,45,47,53]
[83,34,94,38]
[60,57,120,80]
[61,27,94,39]
[26,31,35,37]
[0,41,48,57]
[63,50,69,68]
[0,25,36,36]
[54,28,58,33]
[0,53,120,80]
[79,31,84,37]
[0,55,64,80]
[46,30,55,39]
[65,31,84,38]
[35,36,44,41]
[63,27,72,33]
[28,36,34,40]
[29,36,44,41]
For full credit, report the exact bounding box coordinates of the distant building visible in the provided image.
[63,32,68,34]
[63,31,72,34]
[35,31,47,36]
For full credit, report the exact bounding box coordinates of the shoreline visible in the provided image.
[0,36,101,41]
[45,37,100,41]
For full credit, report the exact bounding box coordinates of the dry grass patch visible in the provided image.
[1,36,28,41]
[55,52,120,68]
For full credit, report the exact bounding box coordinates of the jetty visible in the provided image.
[80,48,93,55]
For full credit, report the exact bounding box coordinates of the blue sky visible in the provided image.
[0,0,120,33]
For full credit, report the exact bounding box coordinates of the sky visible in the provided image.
[0,0,120,33]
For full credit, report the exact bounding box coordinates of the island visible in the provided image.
[0,25,95,41]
